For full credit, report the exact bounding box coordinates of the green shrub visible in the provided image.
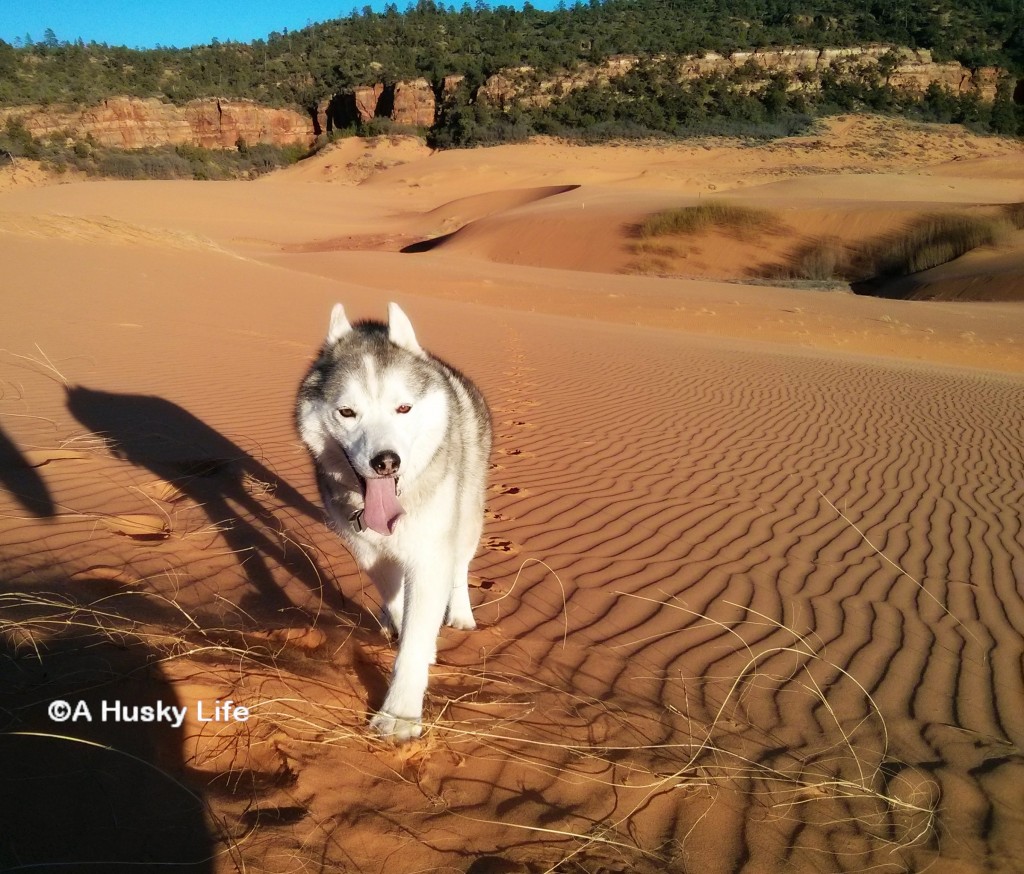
[1,116,39,158]
[95,150,193,179]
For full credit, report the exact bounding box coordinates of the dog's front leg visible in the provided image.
[369,560,450,741]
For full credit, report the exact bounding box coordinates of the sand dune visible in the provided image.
[733,172,1024,203]
[1,116,1023,873]
[270,134,433,184]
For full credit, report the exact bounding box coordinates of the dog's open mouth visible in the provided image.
[361,475,404,535]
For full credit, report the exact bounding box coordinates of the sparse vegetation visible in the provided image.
[770,212,1012,287]
[787,236,847,281]
[638,203,780,239]
[1002,202,1024,229]
[625,203,783,275]
[853,214,1008,278]
[629,205,1015,289]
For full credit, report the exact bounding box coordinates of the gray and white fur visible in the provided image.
[296,302,492,740]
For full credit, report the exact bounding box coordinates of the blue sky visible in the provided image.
[2,0,558,50]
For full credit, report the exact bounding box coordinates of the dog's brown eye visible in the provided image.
[396,404,412,414]
[338,407,356,418]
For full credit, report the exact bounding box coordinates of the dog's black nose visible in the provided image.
[370,451,401,476]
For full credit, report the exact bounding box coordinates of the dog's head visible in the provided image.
[298,302,450,489]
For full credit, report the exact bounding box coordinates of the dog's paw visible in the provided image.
[445,615,476,631]
[444,606,476,631]
[369,710,423,742]
[379,608,401,638]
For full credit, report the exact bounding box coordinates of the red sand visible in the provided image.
[1,116,1022,873]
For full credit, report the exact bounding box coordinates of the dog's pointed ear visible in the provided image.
[327,303,352,344]
[388,302,424,356]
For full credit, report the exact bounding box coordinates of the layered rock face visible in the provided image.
[0,97,313,149]
[479,45,1003,108]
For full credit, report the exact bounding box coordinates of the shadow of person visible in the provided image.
[0,588,215,872]
[0,424,56,517]
[65,385,346,619]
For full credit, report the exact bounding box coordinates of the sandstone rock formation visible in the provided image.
[478,45,1003,109]
[0,97,312,150]
[354,84,388,123]
[392,79,436,128]
[317,79,437,132]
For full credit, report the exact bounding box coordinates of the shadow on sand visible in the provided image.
[0,424,56,518]
[0,590,215,872]
[65,385,349,619]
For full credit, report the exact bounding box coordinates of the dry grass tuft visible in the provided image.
[853,213,1008,279]
[1001,202,1024,230]
[782,235,847,282]
[637,203,780,239]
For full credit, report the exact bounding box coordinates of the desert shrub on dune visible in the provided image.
[852,213,1009,279]
[783,236,849,282]
[96,150,193,180]
[1001,202,1024,229]
[638,203,781,239]
[769,212,1012,287]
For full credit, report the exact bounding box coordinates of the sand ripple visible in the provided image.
[468,323,1024,872]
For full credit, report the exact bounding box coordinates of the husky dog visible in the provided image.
[296,302,492,740]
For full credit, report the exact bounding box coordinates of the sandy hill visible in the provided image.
[1,115,1022,874]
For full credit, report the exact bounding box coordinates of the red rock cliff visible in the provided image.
[0,97,313,149]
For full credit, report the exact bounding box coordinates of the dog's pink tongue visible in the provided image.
[363,477,404,535]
